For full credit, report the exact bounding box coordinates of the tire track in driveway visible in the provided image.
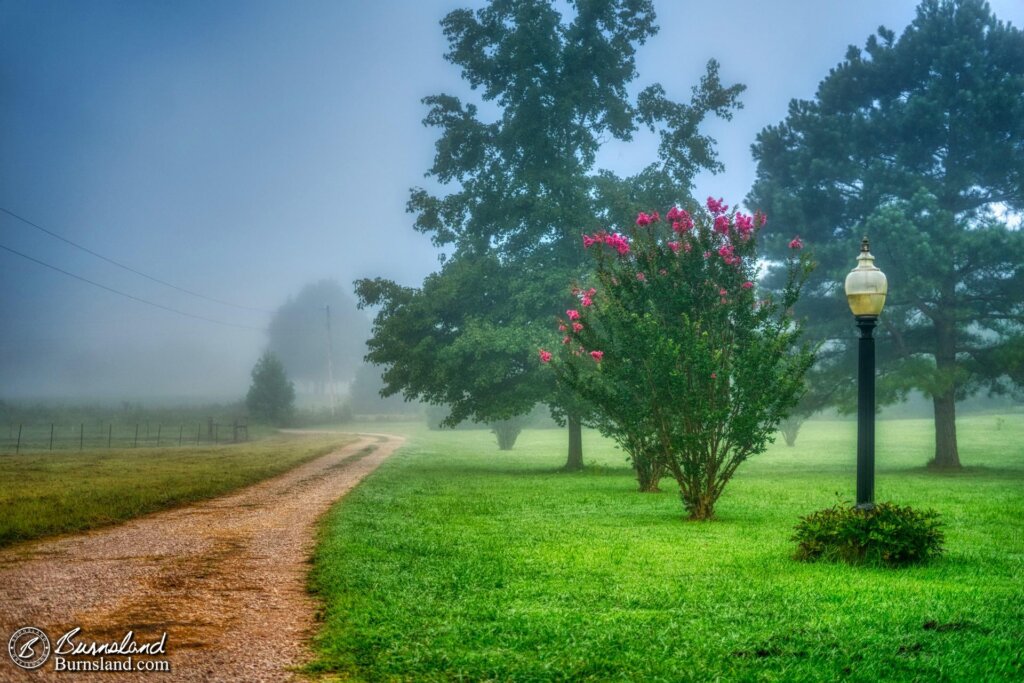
[0,432,404,682]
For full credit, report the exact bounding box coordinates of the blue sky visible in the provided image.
[2,0,1022,399]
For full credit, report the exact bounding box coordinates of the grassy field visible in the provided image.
[0,432,354,547]
[309,415,1024,682]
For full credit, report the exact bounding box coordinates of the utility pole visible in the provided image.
[324,304,338,418]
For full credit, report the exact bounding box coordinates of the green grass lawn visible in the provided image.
[0,432,354,548]
[309,415,1024,682]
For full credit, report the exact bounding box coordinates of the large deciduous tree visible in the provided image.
[749,0,1024,468]
[358,0,743,469]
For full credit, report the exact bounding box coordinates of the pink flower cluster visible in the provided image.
[539,349,552,363]
[789,236,803,250]
[580,287,596,307]
[635,210,660,226]
[717,243,740,266]
[566,309,580,320]
[582,231,630,256]
[707,197,729,215]
[667,206,694,232]
[714,214,731,234]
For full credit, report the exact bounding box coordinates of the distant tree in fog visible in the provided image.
[246,352,295,425]
[750,0,1024,469]
[267,280,370,393]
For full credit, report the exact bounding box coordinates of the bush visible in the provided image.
[793,502,944,567]
[548,199,815,516]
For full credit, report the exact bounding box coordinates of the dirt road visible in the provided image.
[0,432,403,682]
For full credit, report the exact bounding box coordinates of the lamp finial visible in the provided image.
[861,236,870,253]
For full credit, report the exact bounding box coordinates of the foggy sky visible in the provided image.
[2,0,1022,401]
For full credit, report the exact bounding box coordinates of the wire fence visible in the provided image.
[2,418,249,454]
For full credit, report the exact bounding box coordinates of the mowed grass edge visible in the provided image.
[308,416,1024,682]
[0,432,356,548]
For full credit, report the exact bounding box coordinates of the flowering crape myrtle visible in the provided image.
[544,198,815,519]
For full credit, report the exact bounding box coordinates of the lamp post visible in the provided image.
[844,237,887,510]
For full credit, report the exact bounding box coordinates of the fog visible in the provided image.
[2,0,1022,403]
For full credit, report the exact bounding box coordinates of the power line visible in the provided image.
[0,205,272,314]
[0,242,265,331]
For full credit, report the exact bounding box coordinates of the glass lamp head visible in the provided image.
[845,237,887,317]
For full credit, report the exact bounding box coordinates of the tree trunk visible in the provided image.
[780,417,803,447]
[930,316,962,470]
[931,390,962,469]
[563,414,583,471]
[686,494,715,521]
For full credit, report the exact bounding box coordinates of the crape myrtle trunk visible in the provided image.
[564,414,583,471]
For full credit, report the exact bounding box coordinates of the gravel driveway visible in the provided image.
[0,432,403,682]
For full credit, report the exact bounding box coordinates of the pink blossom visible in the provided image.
[562,336,571,345]
[604,232,630,255]
[717,244,739,265]
[566,309,580,320]
[636,272,646,282]
[741,281,754,289]
[683,242,693,253]
[667,206,680,221]
[703,251,711,259]
[581,295,593,307]
[572,322,584,333]
[735,213,754,239]
[582,235,596,248]
[719,288,728,297]
[668,241,681,253]
[710,372,717,379]
[539,349,552,363]
[714,214,731,234]
[672,210,694,232]
[755,211,768,227]
[558,323,567,332]
[590,350,604,362]
[789,236,803,250]
[651,211,660,223]
[635,212,652,227]
[707,197,728,215]
[586,288,597,297]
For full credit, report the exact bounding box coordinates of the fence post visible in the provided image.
[108,424,112,448]
[156,424,161,447]
[16,423,22,454]
[134,424,139,448]
[50,424,54,451]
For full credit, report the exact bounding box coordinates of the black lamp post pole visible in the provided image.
[856,315,877,509]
